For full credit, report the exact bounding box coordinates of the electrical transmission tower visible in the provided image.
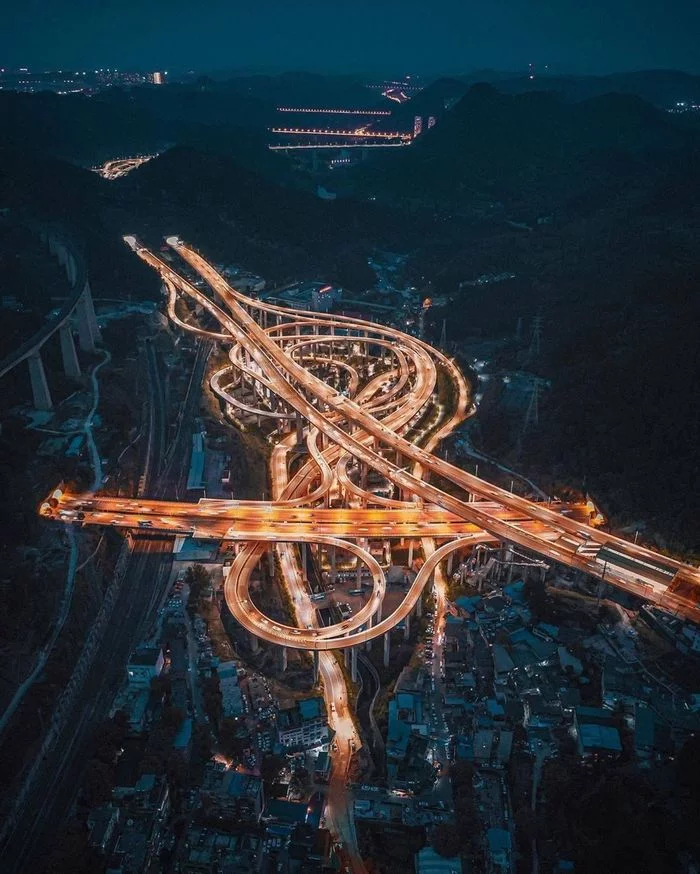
[524,378,544,429]
[528,314,543,360]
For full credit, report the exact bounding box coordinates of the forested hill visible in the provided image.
[348,85,699,215]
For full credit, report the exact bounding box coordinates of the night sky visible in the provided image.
[3,0,699,76]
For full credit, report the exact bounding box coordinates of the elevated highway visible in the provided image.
[47,237,700,649]
[0,225,101,410]
[43,235,700,873]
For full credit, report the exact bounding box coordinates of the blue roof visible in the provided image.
[265,799,309,824]
[502,580,525,603]
[579,723,622,752]
[173,717,192,749]
[486,699,505,717]
[455,595,481,612]
[298,697,323,720]
[387,700,411,759]
[487,828,512,852]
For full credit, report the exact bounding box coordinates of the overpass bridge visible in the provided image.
[0,225,101,410]
[44,236,700,659]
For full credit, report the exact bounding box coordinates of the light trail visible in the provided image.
[44,237,700,652]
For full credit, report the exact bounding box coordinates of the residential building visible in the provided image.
[278,697,329,750]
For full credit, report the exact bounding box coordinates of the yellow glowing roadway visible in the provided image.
[48,238,700,650]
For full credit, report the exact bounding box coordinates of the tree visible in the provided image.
[431,823,462,858]
[450,759,474,791]
[161,706,186,731]
[218,718,246,763]
[523,577,549,619]
[678,733,700,816]
[515,806,539,845]
[80,760,113,808]
[186,564,211,611]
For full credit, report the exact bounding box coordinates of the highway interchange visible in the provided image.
[41,235,700,869]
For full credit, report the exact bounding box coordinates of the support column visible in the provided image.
[416,595,423,619]
[59,323,81,380]
[28,352,52,411]
[345,648,351,669]
[76,292,97,353]
[383,632,390,668]
[300,542,307,575]
[330,545,337,587]
[447,553,455,576]
[407,540,414,568]
[65,254,77,286]
[280,647,288,672]
[83,283,102,344]
[404,613,411,641]
[351,647,358,683]
[250,632,259,653]
[313,650,320,683]
[295,411,304,446]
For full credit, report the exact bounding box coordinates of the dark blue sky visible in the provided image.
[3,0,699,75]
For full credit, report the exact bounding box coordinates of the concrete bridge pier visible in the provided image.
[330,545,337,586]
[313,650,319,684]
[84,283,101,342]
[28,352,52,411]
[407,539,414,568]
[447,553,455,576]
[383,632,391,667]
[76,291,97,352]
[416,595,423,619]
[280,647,288,671]
[65,253,77,286]
[351,647,358,683]
[250,632,259,653]
[59,323,81,380]
[345,648,351,670]
[295,412,304,446]
[404,613,411,641]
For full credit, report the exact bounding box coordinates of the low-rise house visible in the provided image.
[88,805,120,853]
[127,647,164,688]
[218,660,244,717]
[574,706,622,759]
[634,704,674,761]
